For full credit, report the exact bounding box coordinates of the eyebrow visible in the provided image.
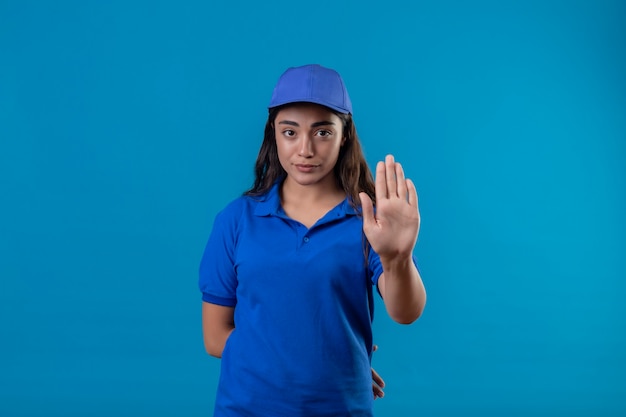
[277,120,336,128]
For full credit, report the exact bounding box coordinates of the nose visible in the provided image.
[298,136,314,157]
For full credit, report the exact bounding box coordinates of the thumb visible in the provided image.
[359,192,375,229]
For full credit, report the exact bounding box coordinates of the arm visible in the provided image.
[202,301,235,358]
[378,262,426,324]
[360,154,427,324]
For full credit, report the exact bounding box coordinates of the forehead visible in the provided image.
[275,103,341,124]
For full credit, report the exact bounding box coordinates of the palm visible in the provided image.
[359,155,420,260]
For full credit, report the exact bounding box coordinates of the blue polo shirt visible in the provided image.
[199,182,384,416]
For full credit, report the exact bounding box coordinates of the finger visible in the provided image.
[385,155,397,198]
[395,162,407,200]
[406,178,418,209]
[375,161,386,202]
[373,344,378,353]
[373,383,384,399]
[359,192,375,229]
[371,368,385,388]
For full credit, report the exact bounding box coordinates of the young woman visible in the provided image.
[199,64,426,416]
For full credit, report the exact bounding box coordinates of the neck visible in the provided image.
[280,176,345,207]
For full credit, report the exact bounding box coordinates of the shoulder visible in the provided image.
[215,195,258,220]
[213,191,274,224]
[210,183,280,234]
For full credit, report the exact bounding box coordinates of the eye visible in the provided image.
[316,129,333,138]
[282,129,296,137]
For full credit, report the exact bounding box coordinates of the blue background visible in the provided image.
[1,0,624,416]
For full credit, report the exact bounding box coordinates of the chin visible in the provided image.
[288,172,323,185]
[292,177,322,186]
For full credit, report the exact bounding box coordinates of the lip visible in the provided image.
[295,163,319,173]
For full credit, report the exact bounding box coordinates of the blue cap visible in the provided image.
[268,64,353,114]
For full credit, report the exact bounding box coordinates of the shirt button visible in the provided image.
[303,236,310,243]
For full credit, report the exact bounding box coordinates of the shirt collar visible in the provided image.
[253,181,283,217]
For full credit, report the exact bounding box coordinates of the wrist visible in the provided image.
[380,253,414,273]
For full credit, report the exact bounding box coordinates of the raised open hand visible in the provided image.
[359,155,420,261]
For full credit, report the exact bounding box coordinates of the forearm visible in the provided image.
[202,302,235,358]
[380,255,426,324]
[204,326,234,358]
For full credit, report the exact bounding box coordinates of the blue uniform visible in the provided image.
[199,182,384,416]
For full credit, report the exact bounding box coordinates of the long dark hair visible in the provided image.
[244,105,376,211]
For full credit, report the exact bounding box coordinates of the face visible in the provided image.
[274,103,345,189]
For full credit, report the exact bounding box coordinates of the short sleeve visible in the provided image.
[367,246,384,287]
[198,205,240,307]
